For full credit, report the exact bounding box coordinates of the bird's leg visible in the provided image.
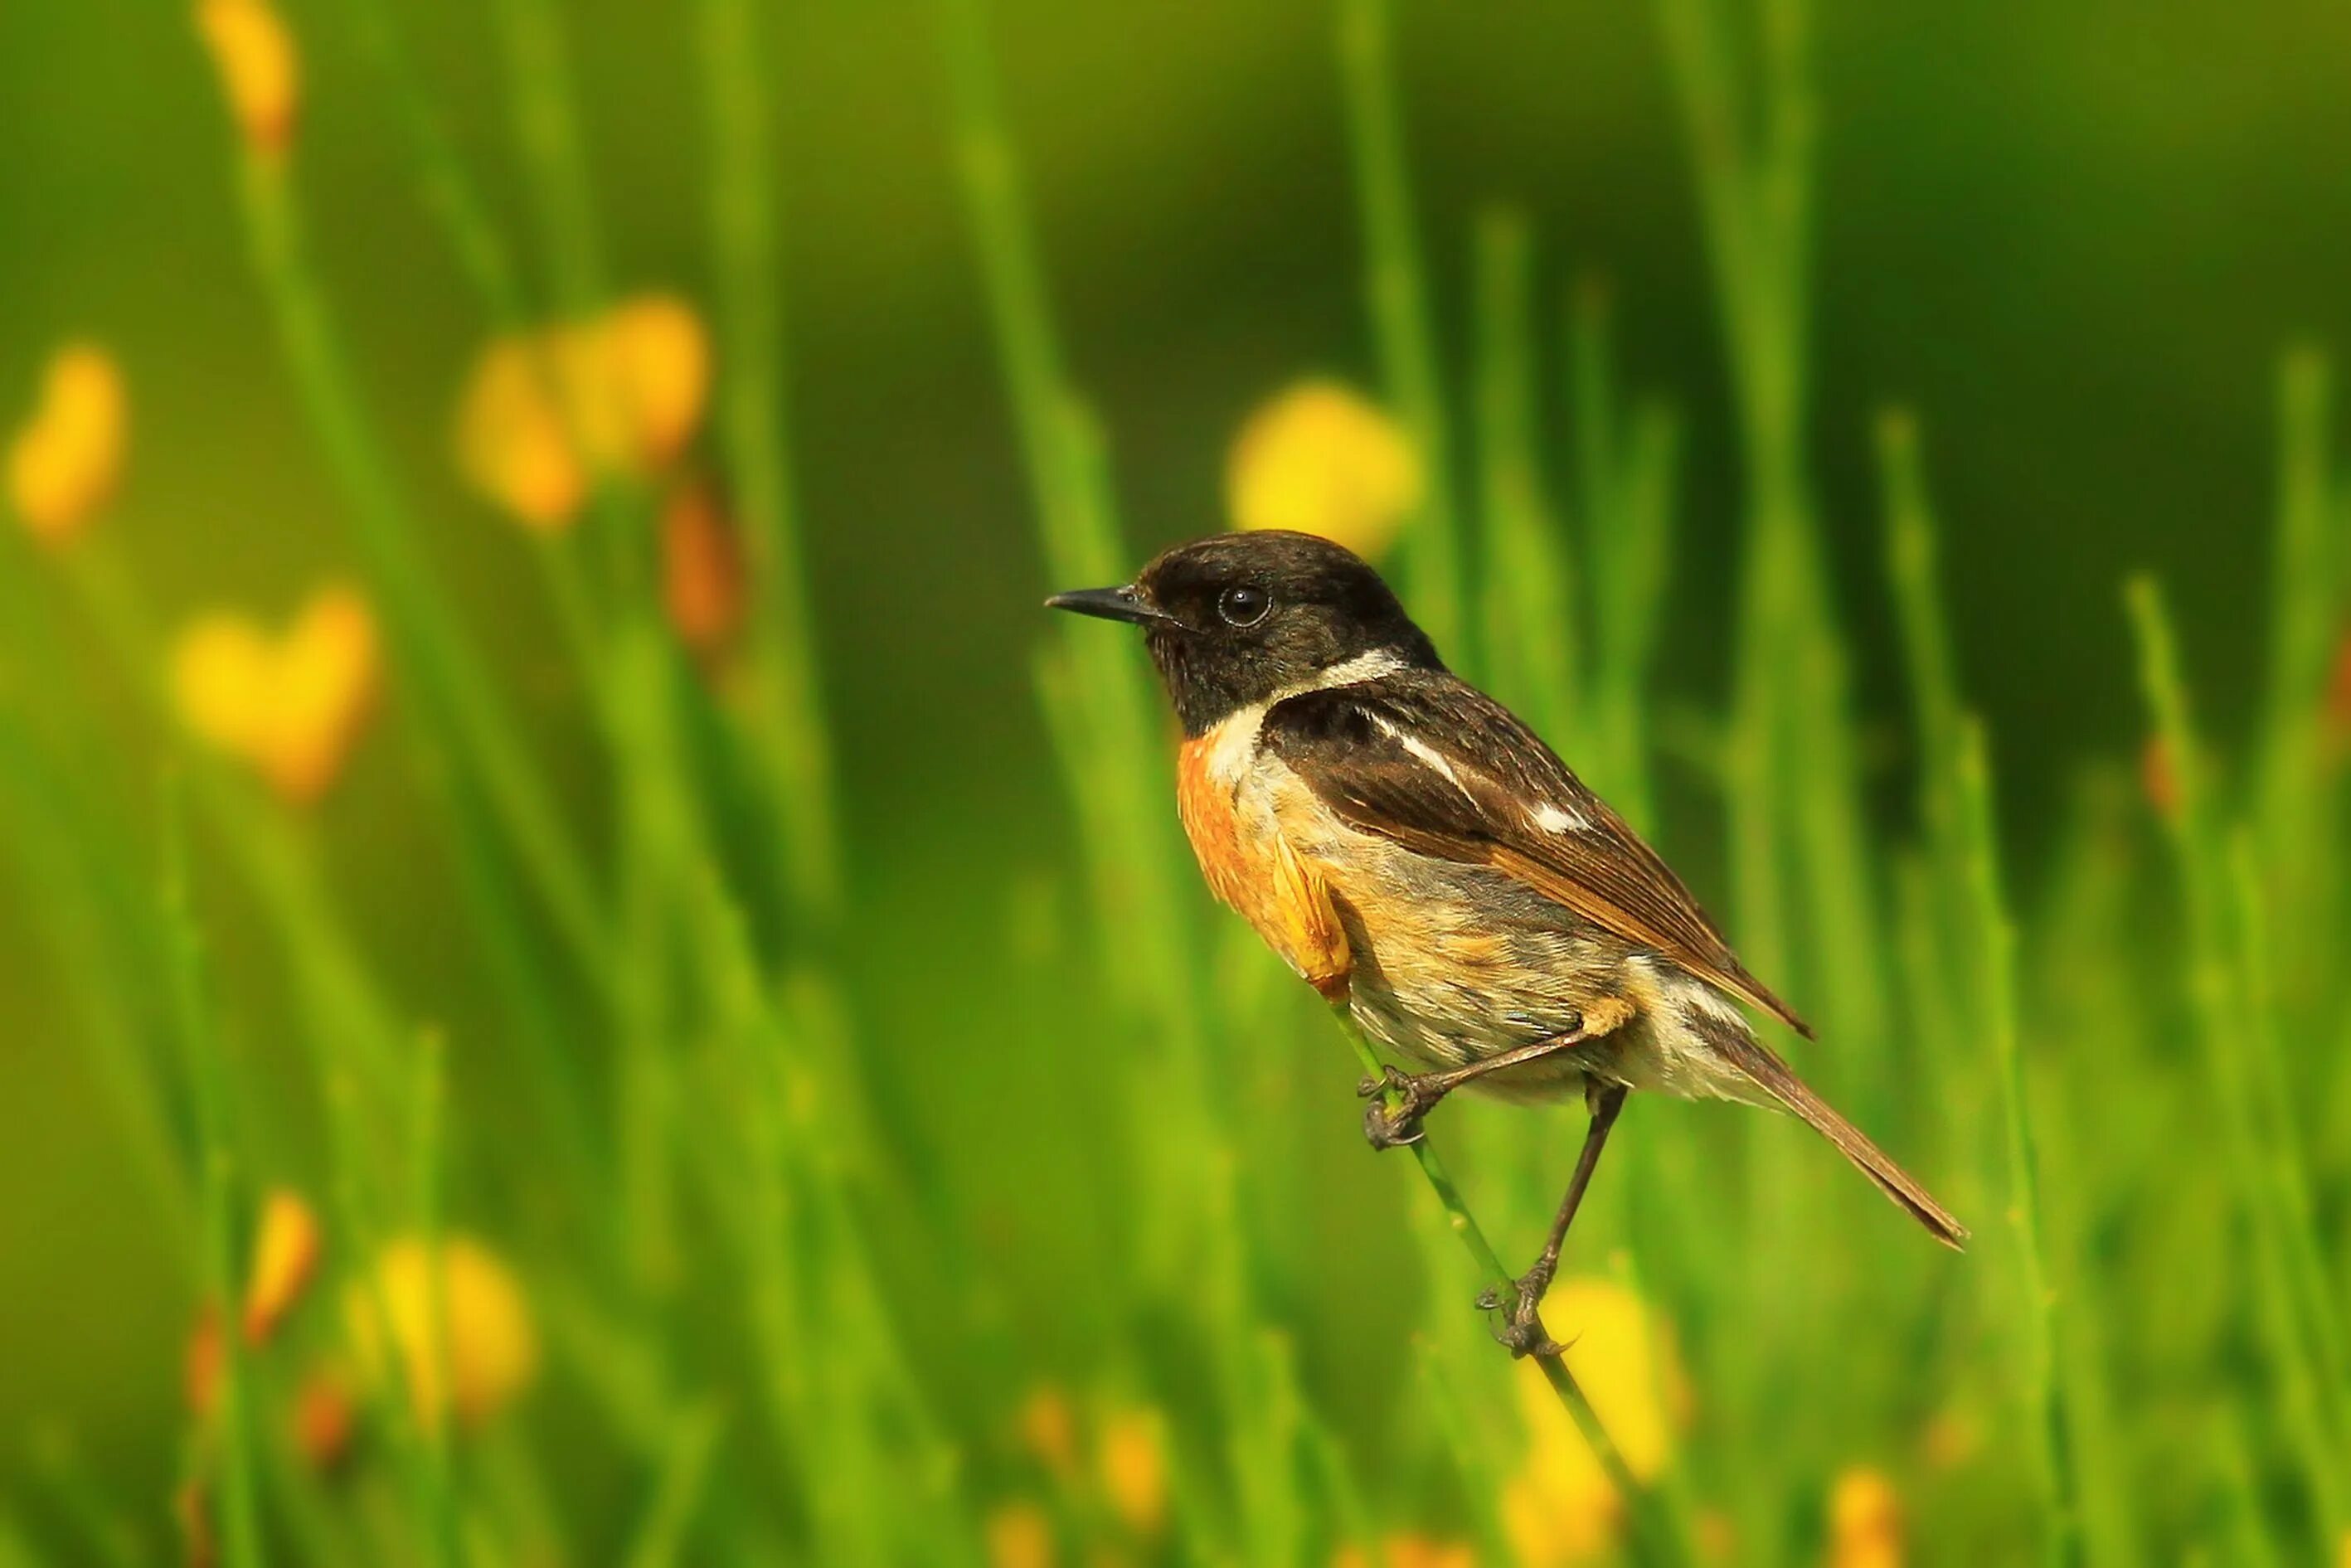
[1358,1024,1590,1149]
[1480,1081,1629,1358]
[1357,996,1631,1151]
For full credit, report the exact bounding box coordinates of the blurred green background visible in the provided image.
[3,0,2349,1562]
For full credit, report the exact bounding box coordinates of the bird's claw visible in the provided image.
[1477,1269,1566,1360]
[1358,1066,1436,1150]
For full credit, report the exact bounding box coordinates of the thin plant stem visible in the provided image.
[2128,575,2351,1545]
[226,150,609,979]
[1337,0,1465,661]
[697,0,843,925]
[1473,207,1575,743]
[1955,720,2077,1566]
[159,788,265,1568]
[1329,1009,1684,1566]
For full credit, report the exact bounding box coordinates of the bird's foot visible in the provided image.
[1358,1065,1447,1150]
[1475,1264,1566,1360]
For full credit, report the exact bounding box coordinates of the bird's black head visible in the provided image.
[1046,531,1441,734]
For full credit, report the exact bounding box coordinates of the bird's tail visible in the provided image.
[1693,1012,1968,1249]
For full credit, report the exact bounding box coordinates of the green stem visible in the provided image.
[1329,1009,1684,1565]
[1337,0,1465,661]
[1955,721,2077,1566]
[2128,575,2351,1544]
[160,792,265,1568]
[697,0,843,924]
[229,152,608,981]
[1473,207,1575,743]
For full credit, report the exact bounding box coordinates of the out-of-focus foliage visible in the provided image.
[1,0,2348,1563]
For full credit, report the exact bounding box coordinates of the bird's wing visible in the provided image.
[1260,671,1813,1037]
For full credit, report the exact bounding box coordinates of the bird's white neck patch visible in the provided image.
[1204,647,1410,786]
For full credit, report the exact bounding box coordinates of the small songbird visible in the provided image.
[1049,530,1964,1356]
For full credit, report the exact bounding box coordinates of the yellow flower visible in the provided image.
[984,1501,1056,1568]
[454,294,709,532]
[242,1188,322,1345]
[1226,379,1421,560]
[345,1234,537,1430]
[582,295,708,473]
[196,0,299,156]
[172,585,380,805]
[8,344,125,546]
[454,339,588,532]
[1501,1278,1689,1566]
[1096,1406,1168,1539]
[1827,1468,1902,1568]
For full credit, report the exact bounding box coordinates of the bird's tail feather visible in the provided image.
[1693,1012,1969,1249]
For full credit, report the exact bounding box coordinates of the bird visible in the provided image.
[1047,528,1965,1357]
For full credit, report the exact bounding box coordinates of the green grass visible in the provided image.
[1,0,2346,1562]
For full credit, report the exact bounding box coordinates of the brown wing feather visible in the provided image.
[1261,672,1814,1037]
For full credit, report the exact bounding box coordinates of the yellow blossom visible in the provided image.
[1227,379,1421,560]
[344,1234,537,1430]
[454,339,588,532]
[1096,1406,1168,1538]
[242,1188,321,1345]
[984,1501,1056,1568]
[1501,1278,1688,1566]
[172,585,380,805]
[582,295,708,473]
[1827,1468,1902,1568]
[196,0,299,156]
[8,344,125,546]
[454,294,709,532]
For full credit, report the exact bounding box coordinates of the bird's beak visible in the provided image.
[1043,584,1177,627]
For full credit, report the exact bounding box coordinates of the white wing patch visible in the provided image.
[1367,711,1482,808]
[1529,801,1587,834]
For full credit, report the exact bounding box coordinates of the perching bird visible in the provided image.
[1049,530,1964,1356]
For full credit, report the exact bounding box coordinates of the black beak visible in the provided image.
[1043,584,1176,627]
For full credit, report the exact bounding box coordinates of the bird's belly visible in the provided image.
[1313,836,1633,1100]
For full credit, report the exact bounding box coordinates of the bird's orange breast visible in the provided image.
[1177,728,1352,1000]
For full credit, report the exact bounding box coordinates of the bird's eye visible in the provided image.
[1217,584,1270,627]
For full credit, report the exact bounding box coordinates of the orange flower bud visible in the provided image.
[196,0,299,156]
[2325,630,2351,749]
[2140,735,2180,824]
[1016,1385,1079,1479]
[1227,380,1421,561]
[172,586,381,805]
[242,1189,322,1344]
[176,1476,217,1568]
[662,478,747,659]
[8,344,126,546]
[292,1370,357,1472]
[185,1308,225,1420]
